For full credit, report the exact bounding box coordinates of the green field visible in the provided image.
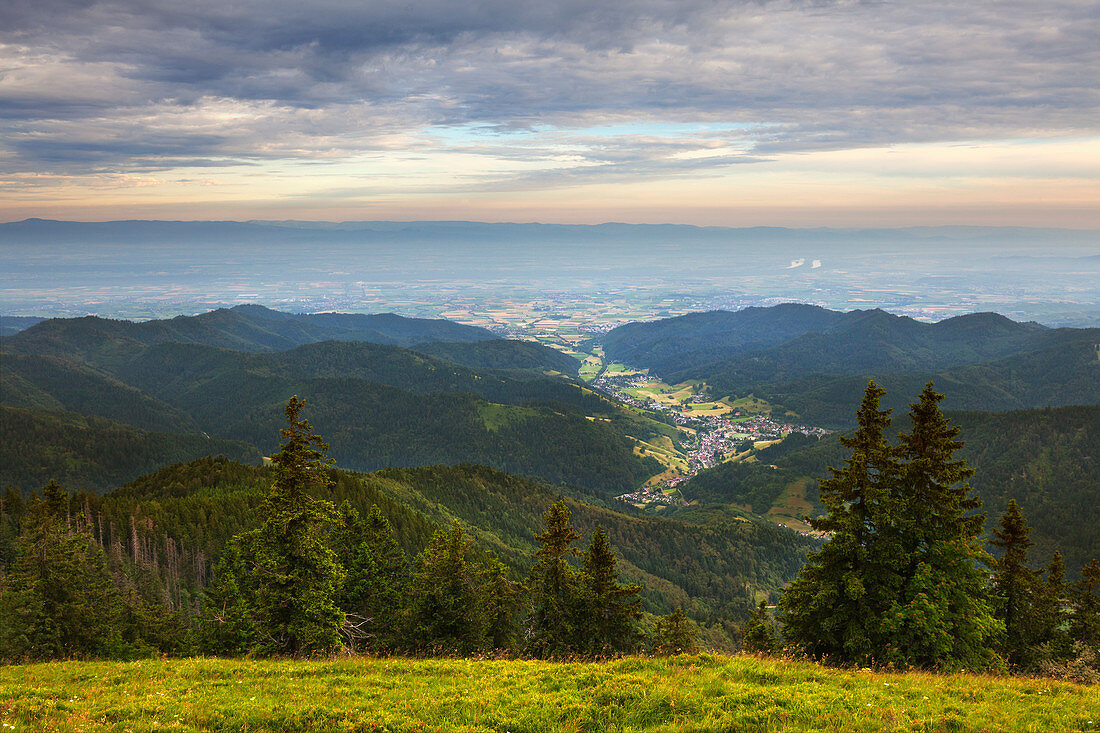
[578,355,604,381]
[2,655,1097,732]
[728,395,774,415]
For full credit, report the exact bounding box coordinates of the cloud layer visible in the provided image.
[2,0,1098,216]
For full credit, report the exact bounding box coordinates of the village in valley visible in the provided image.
[581,355,833,509]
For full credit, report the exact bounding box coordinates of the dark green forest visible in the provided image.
[676,404,1100,574]
[600,305,1100,426]
[0,427,813,660]
[2,315,666,494]
[1,305,1096,675]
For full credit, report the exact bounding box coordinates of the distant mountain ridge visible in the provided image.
[8,304,496,359]
[5,218,1099,245]
[600,304,1100,425]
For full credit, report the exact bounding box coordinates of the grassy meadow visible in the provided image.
[2,655,1098,732]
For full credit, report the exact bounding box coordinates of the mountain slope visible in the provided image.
[600,304,1100,425]
[674,404,1100,573]
[0,407,261,492]
[6,305,496,363]
[2,329,661,493]
[736,337,1100,425]
[89,458,816,625]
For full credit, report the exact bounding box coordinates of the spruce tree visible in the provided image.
[651,607,698,655]
[202,396,345,657]
[742,600,777,655]
[334,503,407,653]
[198,539,256,655]
[779,381,896,663]
[0,482,125,660]
[1072,559,1100,648]
[403,522,487,654]
[526,500,581,657]
[1033,551,1071,662]
[879,382,1000,670]
[479,555,523,653]
[781,381,1000,670]
[579,525,641,657]
[991,499,1036,666]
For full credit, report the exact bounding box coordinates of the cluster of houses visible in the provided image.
[598,370,832,508]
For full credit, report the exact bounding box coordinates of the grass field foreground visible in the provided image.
[2,655,1099,732]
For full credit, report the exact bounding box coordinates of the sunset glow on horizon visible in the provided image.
[2,1,1098,227]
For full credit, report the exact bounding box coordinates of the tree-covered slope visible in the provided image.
[75,458,815,623]
[0,352,194,432]
[0,407,262,493]
[599,305,1099,424]
[2,339,660,494]
[6,304,495,362]
[725,338,1100,426]
[598,304,847,376]
[674,404,1100,573]
[676,310,1062,386]
[412,339,580,375]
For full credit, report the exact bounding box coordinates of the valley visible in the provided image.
[1,299,1097,660]
[583,359,834,511]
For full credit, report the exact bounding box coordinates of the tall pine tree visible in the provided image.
[781,381,1001,670]
[200,397,345,657]
[779,381,896,663]
[0,482,126,660]
[525,500,581,657]
[991,499,1036,667]
[334,503,407,653]
[579,525,641,657]
[879,382,1000,670]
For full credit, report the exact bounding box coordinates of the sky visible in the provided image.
[2,0,1099,226]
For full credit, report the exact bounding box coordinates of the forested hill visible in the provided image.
[2,315,664,495]
[8,304,496,360]
[599,305,1100,425]
[674,404,1100,574]
[0,457,817,641]
[0,407,262,492]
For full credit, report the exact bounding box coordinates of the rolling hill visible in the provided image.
[1,309,665,494]
[600,305,1100,425]
[125,459,812,618]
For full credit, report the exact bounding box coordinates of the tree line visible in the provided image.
[744,381,1100,681]
[0,397,696,662]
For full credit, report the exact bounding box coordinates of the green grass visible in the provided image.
[1,655,1097,732]
[477,402,540,431]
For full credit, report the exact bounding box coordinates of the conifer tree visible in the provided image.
[579,525,641,656]
[0,482,125,660]
[651,607,698,655]
[1033,551,1071,662]
[479,555,523,653]
[334,503,407,652]
[201,396,345,657]
[742,600,777,654]
[779,381,896,663]
[781,381,1000,670]
[526,500,581,657]
[251,396,344,656]
[403,522,487,654]
[879,382,1000,670]
[1072,559,1100,648]
[991,499,1036,666]
[198,539,256,655]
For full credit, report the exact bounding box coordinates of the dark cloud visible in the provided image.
[1,0,1097,181]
